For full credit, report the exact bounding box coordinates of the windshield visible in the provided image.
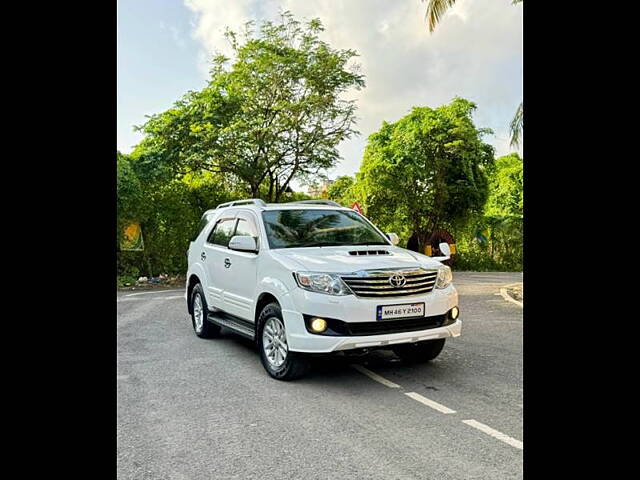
[262,209,390,249]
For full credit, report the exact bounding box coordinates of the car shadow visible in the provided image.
[214,326,426,382]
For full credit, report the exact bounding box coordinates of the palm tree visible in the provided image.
[510,101,523,148]
[424,0,523,33]
[424,0,457,34]
[422,0,523,147]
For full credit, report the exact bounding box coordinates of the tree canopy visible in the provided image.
[137,12,365,202]
[327,175,356,206]
[354,97,494,248]
[485,152,523,217]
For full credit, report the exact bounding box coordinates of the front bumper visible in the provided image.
[283,285,460,353]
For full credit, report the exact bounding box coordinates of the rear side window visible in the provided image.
[207,218,237,247]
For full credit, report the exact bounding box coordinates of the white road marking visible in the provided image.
[351,365,400,388]
[474,319,522,324]
[462,419,523,450]
[500,288,523,307]
[117,294,185,303]
[124,289,182,297]
[405,392,456,414]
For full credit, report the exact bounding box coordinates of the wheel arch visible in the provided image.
[254,292,280,327]
[186,274,201,314]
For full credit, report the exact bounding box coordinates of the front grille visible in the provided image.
[346,314,447,335]
[341,268,438,297]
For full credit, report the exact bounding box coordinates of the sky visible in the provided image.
[118,0,522,190]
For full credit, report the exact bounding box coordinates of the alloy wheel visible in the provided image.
[193,294,204,332]
[262,316,288,367]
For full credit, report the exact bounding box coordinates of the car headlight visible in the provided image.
[435,266,453,289]
[294,272,352,296]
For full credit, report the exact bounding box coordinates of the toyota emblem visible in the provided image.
[389,274,406,288]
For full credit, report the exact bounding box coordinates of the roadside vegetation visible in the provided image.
[118,12,522,285]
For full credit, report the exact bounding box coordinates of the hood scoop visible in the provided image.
[348,250,391,256]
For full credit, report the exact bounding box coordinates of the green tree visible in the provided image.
[117,146,240,279]
[138,12,365,202]
[486,152,523,217]
[421,0,523,147]
[453,152,523,271]
[117,152,143,243]
[355,97,494,250]
[326,175,356,206]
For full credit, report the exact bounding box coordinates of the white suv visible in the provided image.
[186,199,461,380]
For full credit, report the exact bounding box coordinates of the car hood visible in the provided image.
[270,246,443,273]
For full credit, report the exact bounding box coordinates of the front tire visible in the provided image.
[190,284,221,338]
[392,338,446,364]
[257,303,309,380]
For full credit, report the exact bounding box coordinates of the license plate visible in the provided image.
[376,302,425,320]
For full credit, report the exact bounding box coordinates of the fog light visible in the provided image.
[310,317,328,333]
[450,306,460,320]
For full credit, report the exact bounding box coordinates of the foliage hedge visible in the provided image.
[117,153,314,281]
[117,159,522,279]
[452,215,522,271]
[327,153,523,272]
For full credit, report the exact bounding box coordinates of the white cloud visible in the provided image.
[448,0,471,23]
[160,22,187,48]
[184,0,269,76]
[182,0,523,182]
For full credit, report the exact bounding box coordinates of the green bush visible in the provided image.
[117,274,138,288]
[452,215,522,271]
[118,151,238,277]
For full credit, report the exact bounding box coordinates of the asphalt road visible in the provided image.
[117,272,523,479]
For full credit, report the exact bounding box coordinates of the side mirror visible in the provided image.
[229,235,258,253]
[439,242,451,258]
[386,233,400,246]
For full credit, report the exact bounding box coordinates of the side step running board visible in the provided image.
[207,311,255,341]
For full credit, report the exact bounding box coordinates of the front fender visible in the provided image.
[257,276,296,311]
[255,276,303,348]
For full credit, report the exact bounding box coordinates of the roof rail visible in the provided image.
[216,198,267,209]
[288,200,342,207]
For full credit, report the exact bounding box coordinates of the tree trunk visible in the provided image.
[412,217,430,254]
[417,230,430,254]
[274,176,283,202]
[267,172,275,202]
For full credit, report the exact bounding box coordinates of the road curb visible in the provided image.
[500,283,523,308]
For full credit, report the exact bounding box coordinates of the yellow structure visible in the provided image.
[424,243,456,256]
[121,222,144,251]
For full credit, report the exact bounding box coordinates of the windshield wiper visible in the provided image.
[287,242,342,248]
[349,241,389,246]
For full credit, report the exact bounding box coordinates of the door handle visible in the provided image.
[201,252,206,261]
[224,258,231,268]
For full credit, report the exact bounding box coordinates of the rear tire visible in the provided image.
[392,339,446,364]
[190,284,221,338]
[257,303,310,380]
